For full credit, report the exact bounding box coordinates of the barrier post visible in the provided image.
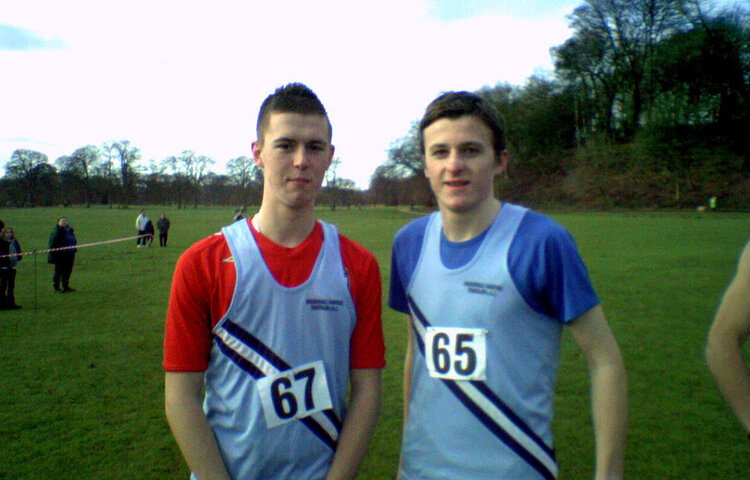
[33,250,38,312]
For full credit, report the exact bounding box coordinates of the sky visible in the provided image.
[0,0,744,189]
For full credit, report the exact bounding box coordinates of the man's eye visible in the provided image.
[463,146,481,156]
[431,149,448,158]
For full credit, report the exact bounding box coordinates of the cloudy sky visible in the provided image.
[0,0,743,188]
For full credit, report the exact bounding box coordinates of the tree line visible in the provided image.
[0,140,364,209]
[3,0,748,210]
[1,141,258,208]
[374,0,749,209]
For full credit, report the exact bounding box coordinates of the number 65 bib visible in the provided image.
[256,360,333,429]
[424,327,488,381]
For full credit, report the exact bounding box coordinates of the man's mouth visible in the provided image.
[445,180,469,187]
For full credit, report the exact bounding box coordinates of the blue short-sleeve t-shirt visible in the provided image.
[388,204,599,323]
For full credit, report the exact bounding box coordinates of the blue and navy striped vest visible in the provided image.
[402,205,561,480]
[198,220,356,480]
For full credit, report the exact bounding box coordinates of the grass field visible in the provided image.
[0,205,748,479]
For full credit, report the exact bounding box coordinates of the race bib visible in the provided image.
[424,327,488,381]
[257,360,333,429]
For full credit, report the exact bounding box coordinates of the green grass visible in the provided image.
[0,206,747,479]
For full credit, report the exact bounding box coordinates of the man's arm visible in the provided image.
[396,316,414,480]
[706,243,750,432]
[568,305,628,480]
[325,368,382,480]
[164,371,232,480]
[402,316,414,421]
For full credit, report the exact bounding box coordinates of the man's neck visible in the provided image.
[440,199,502,243]
[253,205,317,248]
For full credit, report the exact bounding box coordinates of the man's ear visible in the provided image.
[327,145,335,168]
[495,149,510,175]
[252,141,263,168]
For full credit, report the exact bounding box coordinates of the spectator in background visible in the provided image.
[0,226,22,309]
[709,195,718,211]
[157,213,171,247]
[136,209,150,247]
[233,207,246,223]
[145,218,155,247]
[48,216,77,293]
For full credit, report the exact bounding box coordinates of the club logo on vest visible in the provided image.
[463,280,503,297]
[306,298,344,311]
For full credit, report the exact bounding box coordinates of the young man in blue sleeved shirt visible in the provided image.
[389,91,628,480]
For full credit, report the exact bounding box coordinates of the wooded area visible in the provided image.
[2,0,748,210]
[374,0,749,209]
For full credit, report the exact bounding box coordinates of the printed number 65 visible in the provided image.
[432,333,477,376]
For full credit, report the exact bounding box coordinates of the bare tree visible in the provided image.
[5,148,49,206]
[227,155,262,204]
[324,157,343,210]
[65,145,100,207]
[105,140,141,207]
[177,150,214,208]
[96,143,119,208]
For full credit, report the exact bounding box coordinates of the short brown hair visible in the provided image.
[256,83,331,145]
[418,91,506,159]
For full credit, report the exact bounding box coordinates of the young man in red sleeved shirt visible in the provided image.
[164,83,385,480]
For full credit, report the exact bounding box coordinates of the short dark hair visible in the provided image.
[418,91,506,158]
[256,83,331,145]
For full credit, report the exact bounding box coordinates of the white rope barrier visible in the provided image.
[0,234,150,259]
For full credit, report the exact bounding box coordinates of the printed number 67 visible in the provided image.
[270,367,316,419]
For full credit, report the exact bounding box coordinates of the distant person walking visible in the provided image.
[0,226,22,309]
[48,216,77,293]
[136,210,150,247]
[157,213,171,247]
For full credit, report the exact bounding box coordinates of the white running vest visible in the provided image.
[198,220,357,480]
[401,205,561,480]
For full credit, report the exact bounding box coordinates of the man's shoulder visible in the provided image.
[178,231,230,266]
[513,206,571,246]
[338,232,378,267]
[394,214,432,246]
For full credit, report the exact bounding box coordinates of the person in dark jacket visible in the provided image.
[0,226,22,309]
[156,213,171,247]
[144,219,155,247]
[48,216,78,293]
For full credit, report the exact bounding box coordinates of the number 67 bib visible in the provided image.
[424,327,488,381]
[256,360,333,429]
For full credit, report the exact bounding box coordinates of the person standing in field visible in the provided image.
[164,83,384,480]
[144,218,155,247]
[709,195,718,211]
[233,207,246,223]
[706,241,750,438]
[136,209,150,247]
[48,216,77,293]
[389,91,628,480]
[157,212,171,247]
[0,226,22,309]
